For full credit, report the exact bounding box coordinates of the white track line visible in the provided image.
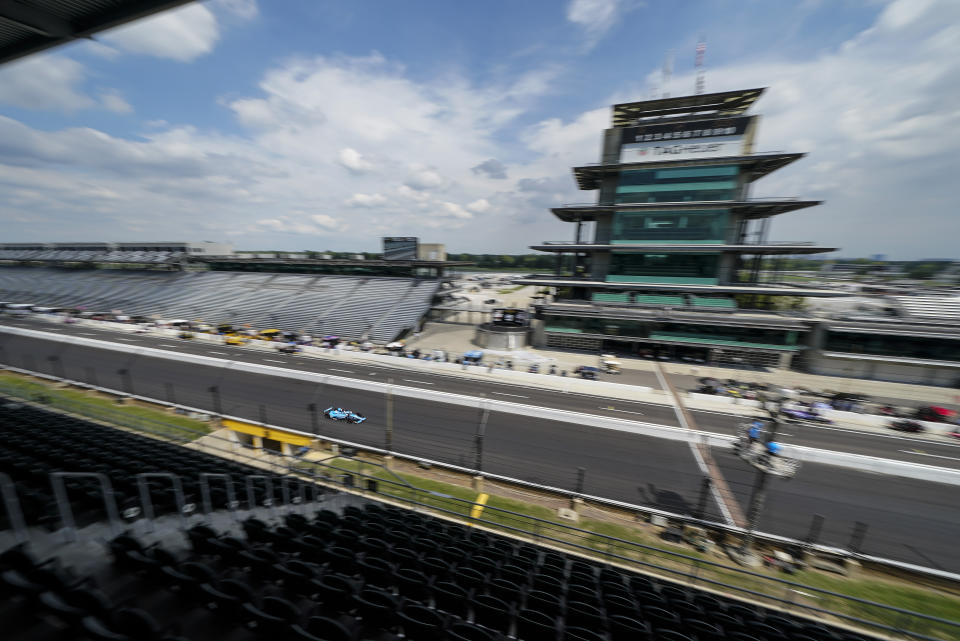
[264,359,284,363]
[159,344,180,348]
[898,450,960,462]
[492,392,529,398]
[207,351,227,355]
[600,406,646,417]
[329,368,354,374]
[403,379,435,385]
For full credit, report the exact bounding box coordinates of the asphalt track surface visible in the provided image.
[1,319,959,572]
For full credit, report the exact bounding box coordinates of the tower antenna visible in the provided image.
[695,36,706,95]
[661,50,674,98]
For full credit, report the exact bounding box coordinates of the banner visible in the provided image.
[620,116,751,163]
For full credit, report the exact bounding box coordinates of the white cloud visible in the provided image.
[566,0,622,48]
[254,214,345,235]
[466,198,492,213]
[0,55,93,112]
[438,202,473,219]
[102,3,220,62]
[345,193,388,207]
[403,167,445,191]
[212,0,259,20]
[338,148,373,173]
[99,90,133,114]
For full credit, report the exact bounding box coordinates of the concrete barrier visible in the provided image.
[4,323,960,487]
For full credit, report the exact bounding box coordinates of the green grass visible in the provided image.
[295,455,960,641]
[0,372,210,441]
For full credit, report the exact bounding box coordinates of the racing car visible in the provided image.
[780,407,833,424]
[323,407,366,424]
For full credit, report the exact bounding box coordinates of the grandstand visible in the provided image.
[891,294,960,321]
[0,269,439,343]
[0,399,892,641]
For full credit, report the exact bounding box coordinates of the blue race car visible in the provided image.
[323,407,366,424]
[781,407,833,424]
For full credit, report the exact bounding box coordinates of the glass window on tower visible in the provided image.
[611,209,728,243]
[615,165,740,203]
[606,253,719,284]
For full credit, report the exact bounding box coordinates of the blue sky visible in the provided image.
[1,0,957,259]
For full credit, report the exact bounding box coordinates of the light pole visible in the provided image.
[385,378,394,453]
[732,393,797,566]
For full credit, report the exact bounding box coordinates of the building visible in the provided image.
[517,87,845,368]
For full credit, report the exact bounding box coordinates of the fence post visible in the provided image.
[117,368,133,395]
[475,395,489,473]
[848,521,868,555]
[694,476,711,519]
[308,403,318,433]
[385,378,394,453]
[575,467,586,495]
[48,355,65,380]
[208,385,222,416]
[259,404,268,426]
[805,513,824,545]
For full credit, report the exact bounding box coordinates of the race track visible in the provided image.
[1,320,958,572]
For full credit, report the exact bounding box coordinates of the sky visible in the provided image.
[0,0,957,259]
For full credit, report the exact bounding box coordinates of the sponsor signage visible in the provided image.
[382,237,419,260]
[620,116,751,163]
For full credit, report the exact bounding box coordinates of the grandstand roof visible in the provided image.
[550,200,821,222]
[0,0,192,64]
[612,88,766,127]
[572,153,804,190]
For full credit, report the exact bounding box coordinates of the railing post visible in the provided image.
[281,477,308,514]
[0,473,28,544]
[245,475,277,517]
[136,472,189,533]
[50,472,122,542]
[199,473,239,520]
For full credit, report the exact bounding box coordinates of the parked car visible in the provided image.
[889,419,924,433]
